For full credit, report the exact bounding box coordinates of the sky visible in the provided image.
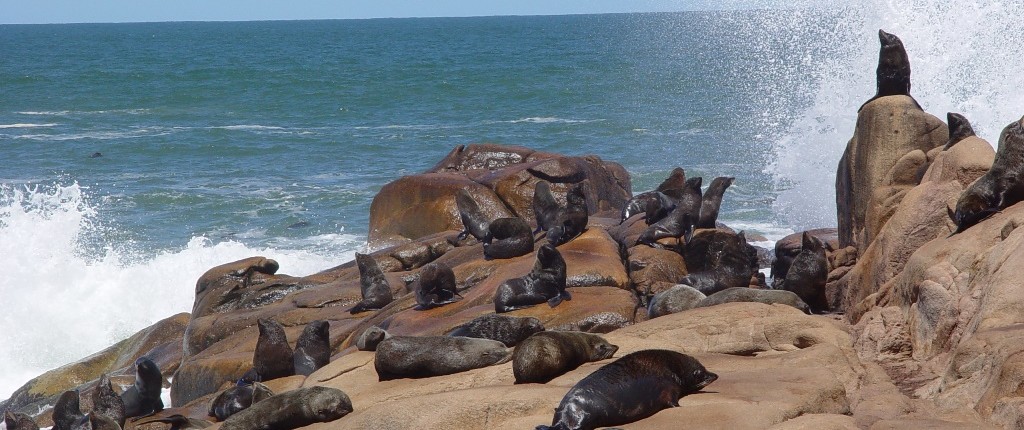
[0,0,765,25]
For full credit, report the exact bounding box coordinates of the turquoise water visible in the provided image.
[2,8,1022,400]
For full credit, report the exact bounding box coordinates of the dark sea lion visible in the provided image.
[950,116,1024,235]
[374,336,512,381]
[643,191,676,224]
[513,331,618,384]
[620,167,686,223]
[253,319,295,381]
[446,314,545,347]
[219,386,352,430]
[3,411,39,430]
[455,189,491,242]
[349,253,393,314]
[635,207,694,249]
[52,390,84,430]
[678,176,703,219]
[494,243,571,313]
[134,414,213,429]
[208,381,274,421]
[537,349,718,430]
[91,373,125,427]
[120,357,164,419]
[860,29,922,112]
[483,217,535,259]
[355,326,391,351]
[697,176,735,229]
[647,284,706,318]
[780,232,829,313]
[293,320,331,376]
[414,262,462,310]
[548,183,588,246]
[681,230,759,295]
[533,180,561,233]
[70,413,120,430]
[655,167,688,197]
[699,287,810,313]
[943,112,977,150]
[89,152,102,158]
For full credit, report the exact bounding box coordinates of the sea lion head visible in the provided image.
[4,410,38,430]
[304,387,354,422]
[302,320,330,342]
[949,185,998,236]
[535,243,565,274]
[672,353,719,393]
[589,338,619,361]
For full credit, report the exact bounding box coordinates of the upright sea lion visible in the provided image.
[533,181,561,233]
[681,230,759,295]
[253,319,295,381]
[943,112,977,150]
[219,386,352,430]
[950,116,1024,234]
[293,320,331,376]
[780,232,829,313]
[621,167,688,223]
[548,183,588,246]
[455,189,491,242]
[355,326,391,351]
[91,374,125,427]
[860,29,921,112]
[697,176,734,229]
[537,349,717,430]
[513,331,618,384]
[120,357,164,419]
[349,253,393,314]
[446,314,545,347]
[135,414,213,429]
[374,336,513,381]
[3,411,39,430]
[483,217,535,259]
[678,177,703,220]
[647,284,706,318]
[635,207,694,249]
[52,390,84,430]
[698,287,810,313]
[494,244,571,313]
[414,262,462,310]
[208,381,274,421]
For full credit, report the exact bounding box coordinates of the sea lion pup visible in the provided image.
[493,243,571,313]
[355,326,391,351]
[455,189,491,242]
[780,232,829,313]
[483,217,535,259]
[293,320,331,376]
[120,357,164,419]
[647,284,706,318]
[219,386,352,430]
[698,287,810,313]
[537,349,718,430]
[697,176,735,229]
[208,381,274,421]
[252,319,295,381]
[91,374,126,427]
[860,29,921,112]
[70,413,120,430]
[414,262,462,310]
[446,314,545,347]
[135,414,213,429]
[513,331,619,384]
[3,411,39,430]
[52,390,84,430]
[548,183,588,246]
[943,112,977,150]
[533,180,561,233]
[374,336,513,381]
[635,207,694,249]
[950,116,1024,235]
[349,253,393,314]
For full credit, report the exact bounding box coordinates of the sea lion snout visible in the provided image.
[698,371,719,389]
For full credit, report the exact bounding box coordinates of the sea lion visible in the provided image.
[697,176,734,229]
[779,232,829,313]
[134,414,213,429]
[52,390,84,430]
[698,287,810,313]
[414,262,462,310]
[494,243,571,313]
[636,206,694,249]
[537,349,718,430]
[374,336,513,381]
[533,180,561,233]
[455,189,491,242]
[293,320,331,376]
[208,381,274,421]
[446,314,545,347]
[943,112,977,150]
[3,411,39,430]
[643,192,676,224]
[349,253,393,314]
[120,357,164,419]
[647,284,706,318]
[621,168,688,223]
[513,331,619,384]
[70,413,120,430]
[91,373,125,427]
[219,386,352,430]
[548,183,588,246]
[483,217,535,259]
[677,176,703,221]
[253,319,295,381]
[860,29,922,112]
[355,326,391,351]
[950,116,1024,235]
[680,230,759,295]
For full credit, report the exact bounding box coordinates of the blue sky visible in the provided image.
[0,0,757,25]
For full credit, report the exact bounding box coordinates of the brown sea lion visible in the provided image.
[293,320,331,376]
[219,386,352,430]
[494,244,571,313]
[483,217,535,259]
[445,314,545,347]
[414,262,462,310]
[860,29,922,112]
[355,326,391,351]
[374,336,512,381]
[91,373,125,427]
[779,232,829,313]
[252,319,295,381]
[349,253,393,313]
[950,116,1024,235]
[135,414,213,429]
[697,176,734,229]
[943,112,977,150]
[52,390,84,430]
[548,183,588,246]
[70,413,120,430]
[208,381,274,421]
[513,331,618,384]
[3,411,39,430]
[533,180,561,233]
[680,230,759,295]
[455,189,491,242]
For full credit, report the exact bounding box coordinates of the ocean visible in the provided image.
[2,4,1022,401]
